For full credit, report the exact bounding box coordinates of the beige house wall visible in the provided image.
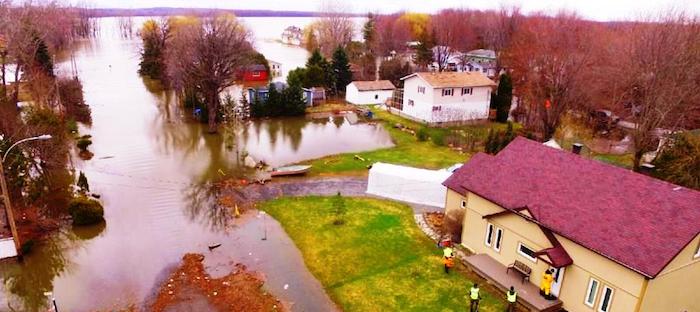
[450,190,653,312]
[639,234,700,312]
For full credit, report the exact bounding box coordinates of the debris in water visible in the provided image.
[283,284,289,290]
[208,243,222,250]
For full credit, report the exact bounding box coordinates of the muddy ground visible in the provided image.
[149,253,286,312]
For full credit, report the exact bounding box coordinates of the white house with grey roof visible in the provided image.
[399,72,496,124]
[345,80,396,105]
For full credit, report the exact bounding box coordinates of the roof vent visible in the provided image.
[572,143,583,155]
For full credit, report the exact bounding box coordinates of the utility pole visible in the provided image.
[0,134,52,257]
[0,162,21,256]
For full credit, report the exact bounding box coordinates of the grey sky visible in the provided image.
[82,0,700,22]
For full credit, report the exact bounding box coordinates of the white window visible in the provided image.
[460,199,467,208]
[418,86,426,94]
[585,278,599,307]
[485,223,503,252]
[442,88,454,96]
[598,286,614,312]
[494,228,503,251]
[461,88,472,95]
[432,106,442,112]
[408,99,414,106]
[517,242,538,263]
[485,223,494,247]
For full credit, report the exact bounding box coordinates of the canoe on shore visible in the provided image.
[270,165,312,177]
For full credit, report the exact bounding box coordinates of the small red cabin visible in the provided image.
[241,64,269,82]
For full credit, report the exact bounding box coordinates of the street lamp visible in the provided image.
[2,134,52,162]
[0,134,52,257]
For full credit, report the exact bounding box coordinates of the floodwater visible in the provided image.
[0,17,387,311]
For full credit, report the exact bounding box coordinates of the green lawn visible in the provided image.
[303,108,514,176]
[261,196,507,312]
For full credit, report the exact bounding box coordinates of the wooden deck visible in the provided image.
[464,254,563,312]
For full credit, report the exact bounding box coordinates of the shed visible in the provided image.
[345,80,396,105]
[366,162,453,207]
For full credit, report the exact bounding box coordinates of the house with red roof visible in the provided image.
[443,137,700,312]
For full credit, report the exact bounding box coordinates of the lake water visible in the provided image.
[0,17,387,311]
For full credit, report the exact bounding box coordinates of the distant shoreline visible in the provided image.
[88,7,363,18]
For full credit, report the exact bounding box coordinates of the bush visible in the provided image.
[430,131,446,146]
[20,239,35,255]
[416,127,429,141]
[68,196,104,226]
[77,137,92,152]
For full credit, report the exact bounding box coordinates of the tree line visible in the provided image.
[301,4,699,188]
[1,1,99,243]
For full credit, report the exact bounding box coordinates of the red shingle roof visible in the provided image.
[443,137,700,277]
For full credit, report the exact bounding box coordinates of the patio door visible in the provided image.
[549,267,565,297]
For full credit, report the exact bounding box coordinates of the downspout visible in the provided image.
[634,278,649,312]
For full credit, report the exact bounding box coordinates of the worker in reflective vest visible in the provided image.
[506,286,517,312]
[469,283,480,312]
[443,245,454,273]
[540,269,554,298]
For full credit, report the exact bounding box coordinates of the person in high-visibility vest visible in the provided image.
[442,245,454,273]
[469,283,480,312]
[506,286,517,312]
[540,269,554,298]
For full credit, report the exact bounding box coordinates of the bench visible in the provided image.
[506,260,532,284]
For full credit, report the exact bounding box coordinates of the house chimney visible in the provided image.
[572,143,583,155]
[639,163,656,176]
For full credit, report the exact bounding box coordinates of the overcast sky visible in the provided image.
[82,0,700,22]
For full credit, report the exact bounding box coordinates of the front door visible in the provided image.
[549,267,565,297]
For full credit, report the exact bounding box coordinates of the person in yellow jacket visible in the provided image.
[506,286,517,312]
[443,245,454,273]
[540,269,554,298]
[468,283,480,312]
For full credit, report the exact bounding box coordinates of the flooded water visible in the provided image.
[0,17,387,311]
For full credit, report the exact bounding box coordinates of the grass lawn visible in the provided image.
[303,108,514,176]
[261,196,507,312]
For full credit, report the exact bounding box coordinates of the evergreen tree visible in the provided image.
[306,49,327,68]
[32,34,54,77]
[282,84,307,116]
[287,67,308,88]
[331,46,352,95]
[414,32,434,70]
[362,13,376,54]
[652,133,700,190]
[77,171,90,193]
[266,83,282,116]
[495,74,514,123]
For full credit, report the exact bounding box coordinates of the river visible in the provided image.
[0,17,387,311]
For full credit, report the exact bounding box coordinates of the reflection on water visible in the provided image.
[0,17,387,311]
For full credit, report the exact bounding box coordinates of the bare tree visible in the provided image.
[314,0,354,56]
[167,15,253,133]
[504,12,595,140]
[605,12,700,170]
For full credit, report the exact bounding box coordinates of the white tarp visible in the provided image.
[366,162,453,207]
[0,238,17,259]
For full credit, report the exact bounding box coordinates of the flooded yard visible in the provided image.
[0,17,383,311]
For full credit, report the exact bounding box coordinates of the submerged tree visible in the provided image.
[167,14,254,133]
[138,19,170,80]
